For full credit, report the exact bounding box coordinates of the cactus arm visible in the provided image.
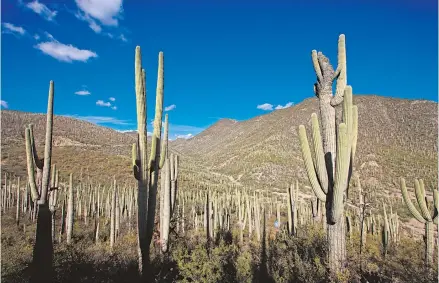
[414,179,432,221]
[399,178,426,223]
[28,124,44,169]
[298,125,326,202]
[159,114,169,169]
[331,34,347,107]
[432,189,438,221]
[25,127,39,201]
[311,113,328,193]
[331,123,349,223]
[174,155,179,179]
[132,143,140,180]
[312,50,323,84]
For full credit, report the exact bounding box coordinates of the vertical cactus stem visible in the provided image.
[414,179,432,221]
[351,105,358,163]
[149,51,164,169]
[382,202,389,253]
[39,80,54,204]
[134,46,149,275]
[331,34,347,106]
[342,86,353,140]
[311,50,323,83]
[298,125,326,202]
[159,114,169,169]
[331,123,348,224]
[311,113,328,193]
[399,178,426,223]
[25,127,39,201]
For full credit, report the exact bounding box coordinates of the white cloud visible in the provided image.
[111,106,117,110]
[2,23,26,36]
[1,100,9,108]
[63,114,132,125]
[96,100,111,107]
[34,34,40,40]
[35,35,98,62]
[257,103,273,111]
[275,102,293,110]
[175,133,193,139]
[75,90,91,95]
[164,104,176,112]
[147,131,153,136]
[25,0,57,21]
[119,34,127,42]
[75,0,123,26]
[109,97,116,101]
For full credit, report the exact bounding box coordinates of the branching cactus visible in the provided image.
[399,177,438,267]
[132,47,166,277]
[297,34,358,273]
[24,80,55,283]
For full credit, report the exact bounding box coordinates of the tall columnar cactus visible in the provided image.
[382,202,390,257]
[399,177,438,267]
[48,165,59,243]
[161,156,171,253]
[66,173,74,244]
[297,34,358,273]
[132,47,166,277]
[170,153,179,214]
[286,182,298,236]
[25,81,55,283]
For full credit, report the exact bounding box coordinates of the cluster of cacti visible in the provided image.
[297,34,358,274]
[1,33,436,283]
[399,177,438,267]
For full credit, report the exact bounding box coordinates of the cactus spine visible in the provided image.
[132,47,165,277]
[297,34,358,273]
[399,177,438,267]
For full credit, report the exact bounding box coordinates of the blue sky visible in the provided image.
[2,0,438,139]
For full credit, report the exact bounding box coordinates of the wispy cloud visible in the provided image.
[119,34,127,42]
[96,100,111,107]
[63,114,132,125]
[275,102,293,110]
[75,0,123,26]
[75,12,102,33]
[175,133,193,140]
[2,23,26,36]
[164,104,176,112]
[257,103,273,111]
[1,100,9,109]
[34,34,40,40]
[109,97,116,102]
[116,129,152,136]
[75,90,91,96]
[35,34,98,63]
[25,0,57,21]
[111,106,117,110]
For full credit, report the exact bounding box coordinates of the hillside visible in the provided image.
[1,95,437,196]
[173,95,438,195]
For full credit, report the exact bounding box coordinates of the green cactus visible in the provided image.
[399,177,438,267]
[131,47,166,277]
[382,202,390,257]
[24,81,55,283]
[298,34,358,273]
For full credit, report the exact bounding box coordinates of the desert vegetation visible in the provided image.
[1,34,438,283]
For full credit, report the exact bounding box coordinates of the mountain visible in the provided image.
[1,95,437,206]
[173,95,438,196]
